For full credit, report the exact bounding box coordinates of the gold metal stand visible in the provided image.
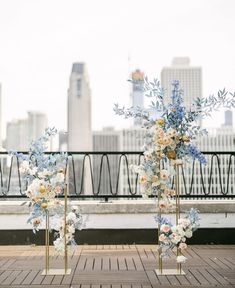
[41,184,71,275]
[156,162,185,276]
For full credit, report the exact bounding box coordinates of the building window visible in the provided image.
[77,79,81,97]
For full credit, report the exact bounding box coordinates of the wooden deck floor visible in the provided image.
[0,245,234,287]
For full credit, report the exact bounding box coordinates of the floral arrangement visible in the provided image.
[114,78,234,261]
[155,208,199,262]
[13,127,83,253]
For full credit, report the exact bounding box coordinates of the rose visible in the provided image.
[151,175,158,182]
[162,137,171,145]
[160,170,169,180]
[139,175,147,184]
[159,200,167,209]
[159,234,166,241]
[32,218,41,225]
[160,224,171,233]
[170,232,181,244]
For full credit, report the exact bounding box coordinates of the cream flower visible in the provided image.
[160,170,169,180]
[159,200,167,209]
[176,255,187,263]
[160,224,171,233]
[159,234,166,241]
[139,175,147,184]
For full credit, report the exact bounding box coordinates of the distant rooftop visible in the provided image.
[172,57,190,66]
[72,63,85,74]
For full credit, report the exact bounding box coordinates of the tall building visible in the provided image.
[6,112,48,151]
[67,63,92,151]
[93,127,120,194]
[161,57,202,109]
[130,69,144,126]
[120,128,145,195]
[27,111,48,143]
[223,110,233,127]
[67,63,92,194]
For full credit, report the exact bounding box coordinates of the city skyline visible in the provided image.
[0,0,235,140]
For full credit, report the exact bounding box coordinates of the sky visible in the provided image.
[0,0,235,139]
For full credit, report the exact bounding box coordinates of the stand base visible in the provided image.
[155,269,185,275]
[41,268,71,275]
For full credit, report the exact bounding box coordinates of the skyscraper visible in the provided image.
[6,112,48,151]
[223,110,233,127]
[93,127,120,194]
[27,111,48,143]
[130,69,144,126]
[67,63,92,194]
[161,57,202,109]
[67,63,92,151]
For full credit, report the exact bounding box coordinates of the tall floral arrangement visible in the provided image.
[114,79,234,261]
[12,127,83,253]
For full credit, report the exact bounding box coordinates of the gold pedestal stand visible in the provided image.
[156,163,185,276]
[41,185,71,275]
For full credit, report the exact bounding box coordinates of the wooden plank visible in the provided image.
[166,275,181,286]
[118,257,127,270]
[21,270,40,285]
[85,257,94,271]
[41,274,54,285]
[125,257,136,270]
[1,270,21,285]
[0,270,13,283]
[175,274,191,286]
[183,269,200,286]
[11,270,30,285]
[133,256,144,271]
[72,271,149,285]
[145,270,160,287]
[102,257,110,270]
[76,255,87,271]
[188,268,210,285]
[110,257,118,270]
[51,275,64,285]
[94,257,102,270]
[198,267,222,286]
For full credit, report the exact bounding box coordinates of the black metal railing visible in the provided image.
[0,151,235,200]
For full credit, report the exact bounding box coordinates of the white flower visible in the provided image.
[38,169,52,179]
[72,206,79,213]
[185,229,193,238]
[144,150,153,159]
[176,255,187,263]
[66,212,77,222]
[53,172,65,184]
[19,161,30,173]
[54,238,65,253]
[178,218,190,228]
[68,225,75,234]
[29,167,37,175]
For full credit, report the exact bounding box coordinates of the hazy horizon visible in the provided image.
[1,0,235,139]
